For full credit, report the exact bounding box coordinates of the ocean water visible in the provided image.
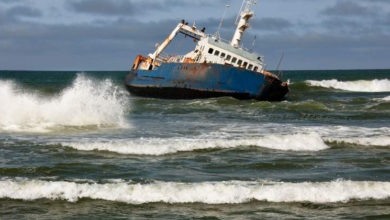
[0,69,389,219]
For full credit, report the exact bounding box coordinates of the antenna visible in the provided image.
[276,52,285,79]
[231,0,257,48]
[235,0,245,24]
[250,35,256,52]
[235,0,257,24]
[215,3,230,40]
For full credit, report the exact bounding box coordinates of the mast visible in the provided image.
[215,3,230,40]
[230,0,257,48]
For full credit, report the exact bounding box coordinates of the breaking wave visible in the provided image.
[60,125,390,155]
[60,133,329,155]
[293,125,390,147]
[378,96,390,101]
[327,136,390,147]
[0,74,129,132]
[0,179,389,204]
[306,79,390,92]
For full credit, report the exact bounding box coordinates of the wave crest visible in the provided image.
[379,96,390,101]
[0,74,129,132]
[60,133,329,155]
[306,79,390,92]
[327,136,390,147]
[0,179,389,204]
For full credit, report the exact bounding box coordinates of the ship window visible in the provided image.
[214,50,220,56]
[220,53,225,58]
[248,64,253,70]
[208,48,214,54]
[254,66,258,72]
[237,60,242,65]
[243,62,248,68]
[226,55,231,61]
[231,57,237,63]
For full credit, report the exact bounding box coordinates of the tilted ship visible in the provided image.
[125,0,289,101]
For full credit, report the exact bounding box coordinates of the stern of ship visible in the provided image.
[256,75,289,101]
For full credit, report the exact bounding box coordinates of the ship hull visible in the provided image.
[125,63,288,101]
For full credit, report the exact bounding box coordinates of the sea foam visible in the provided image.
[61,132,329,155]
[306,79,390,92]
[328,136,390,147]
[59,125,390,155]
[0,74,129,132]
[379,96,390,101]
[0,179,389,204]
[295,125,390,147]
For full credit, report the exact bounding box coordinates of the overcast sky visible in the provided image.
[1,0,389,70]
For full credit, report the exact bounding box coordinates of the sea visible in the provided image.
[0,69,389,219]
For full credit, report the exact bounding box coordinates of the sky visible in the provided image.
[0,0,389,70]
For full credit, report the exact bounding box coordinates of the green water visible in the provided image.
[0,69,389,219]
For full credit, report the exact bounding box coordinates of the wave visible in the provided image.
[0,179,389,204]
[0,74,129,132]
[377,96,390,102]
[40,125,390,155]
[327,136,390,147]
[60,133,329,155]
[383,96,390,101]
[306,79,390,92]
[293,125,390,147]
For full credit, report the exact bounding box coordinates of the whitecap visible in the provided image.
[60,132,329,155]
[327,136,390,147]
[0,74,130,132]
[1,179,389,204]
[306,79,390,92]
[376,96,390,102]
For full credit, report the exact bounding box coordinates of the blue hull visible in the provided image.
[125,63,288,101]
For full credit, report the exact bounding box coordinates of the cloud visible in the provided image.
[160,0,221,7]
[384,12,390,25]
[253,32,390,69]
[1,14,389,70]
[321,18,359,32]
[321,1,377,17]
[363,0,390,4]
[69,0,135,16]
[6,5,42,18]
[317,1,390,35]
[1,0,390,70]
[0,0,24,3]
[252,17,292,31]
[68,0,221,16]
[0,17,183,69]
[187,16,292,34]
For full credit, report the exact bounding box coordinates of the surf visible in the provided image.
[377,96,390,101]
[327,136,390,147]
[1,178,389,204]
[306,79,390,92]
[0,74,130,132]
[59,133,329,155]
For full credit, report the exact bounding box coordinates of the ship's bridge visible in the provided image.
[191,36,265,73]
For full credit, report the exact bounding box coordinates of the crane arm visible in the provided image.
[149,23,185,61]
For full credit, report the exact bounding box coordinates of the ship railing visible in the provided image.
[206,34,255,54]
[157,53,184,63]
[207,34,231,44]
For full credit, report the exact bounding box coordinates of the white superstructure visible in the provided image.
[231,0,257,48]
[139,0,266,74]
